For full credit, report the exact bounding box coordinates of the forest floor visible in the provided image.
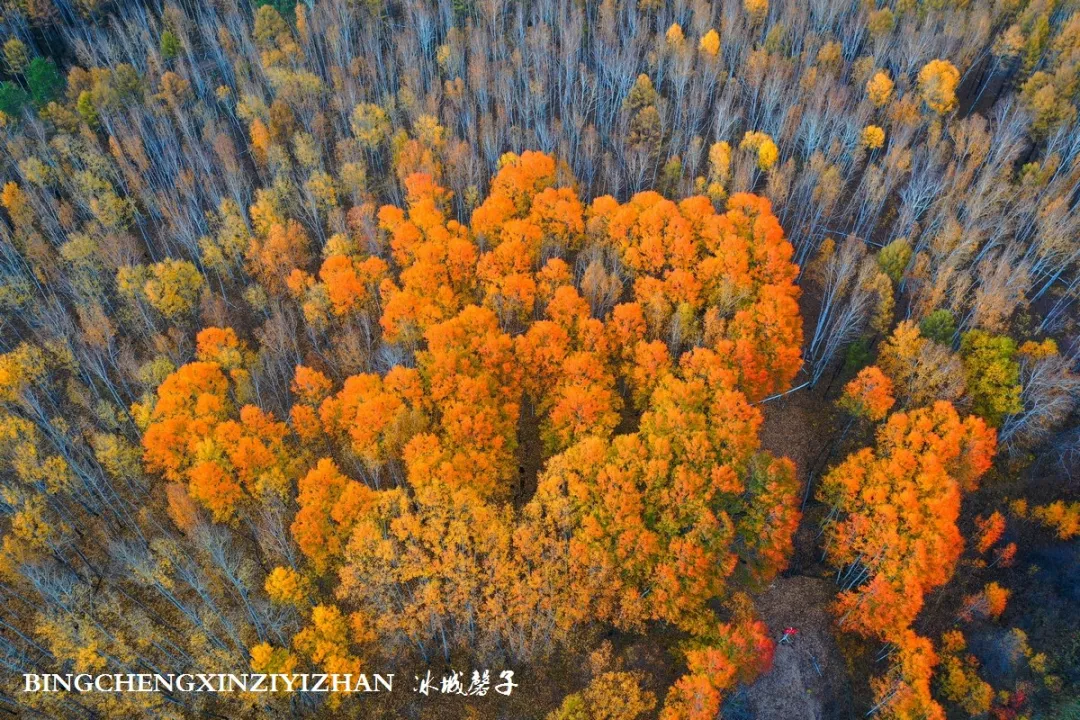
[738,575,856,720]
[739,377,866,719]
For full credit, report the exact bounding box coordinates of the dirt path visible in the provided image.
[740,575,854,720]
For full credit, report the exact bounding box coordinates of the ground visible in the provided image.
[735,576,855,720]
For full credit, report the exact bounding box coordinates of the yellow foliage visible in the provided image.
[143,258,205,320]
[744,0,768,22]
[250,642,298,675]
[861,125,886,150]
[350,103,390,148]
[708,141,731,184]
[546,672,657,720]
[866,71,894,107]
[265,566,310,605]
[740,131,779,171]
[0,344,45,403]
[699,29,720,57]
[665,23,685,47]
[917,59,960,114]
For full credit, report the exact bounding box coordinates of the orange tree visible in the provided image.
[138,153,805,713]
[818,401,996,719]
[140,328,299,522]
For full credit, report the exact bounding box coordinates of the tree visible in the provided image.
[265,566,310,606]
[959,582,1010,621]
[516,288,621,455]
[546,672,656,720]
[247,219,312,295]
[1032,501,1079,539]
[918,59,961,114]
[867,631,943,720]
[879,321,966,407]
[141,328,294,522]
[623,75,664,161]
[660,602,773,720]
[974,511,1006,554]
[819,401,995,719]
[591,191,802,401]
[291,458,375,572]
[3,39,28,73]
[415,305,522,498]
[998,339,1079,449]
[838,366,896,422]
[960,330,1022,427]
[378,174,478,345]
[25,58,64,106]
[0,81,28,116]
[699,30,720,58]
[142,258,206,321]
[293,604,367,675]
[866,70,894,107]
[819,402,996,640]
[861,125,886,150]
[316,253,388,317]
[160,31,181,61]
[351,103,390,149]
[877,238,911,286]
[336,456,519,660]
[739,131,779,171]
[744,0,768,24]
[804,238,884,386]
[318,367,427,471]
[522,347,799,637]
[937,630,993,716]
[919,309,956,345]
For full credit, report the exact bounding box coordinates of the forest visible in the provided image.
[0,0,1078,717]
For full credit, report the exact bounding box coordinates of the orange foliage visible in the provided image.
[471,151,559,244]
[839,365,896,421]
[165,482,200,533]
[819,401,996,642]
[960,581,1010,621]
[336,463,518,658]
[291,458,375,572]
[868,631,944,720]
[1032,500,1080,539]
[975,511,1006,554]
[247,220,312,294]
[416,304,521,498]
[819,401,997,720]
[660,606,774,719]
[318,253,388,316]
[291,365,332,405]
[265,153,804,690]
[378,174,477,344]
[589,191,802,401]
[516,287,622,453]
[522,347,798,636]
[141,332,294,521]
[469,153,583,321]
[318,367,427,470]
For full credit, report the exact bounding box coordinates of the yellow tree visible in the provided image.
[918,59,961,114]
